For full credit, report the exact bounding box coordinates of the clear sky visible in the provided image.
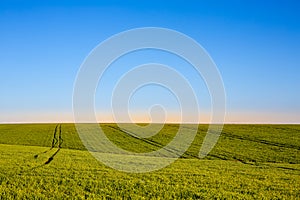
[0,0,299,123]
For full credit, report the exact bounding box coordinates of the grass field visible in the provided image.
[0,124,299,199]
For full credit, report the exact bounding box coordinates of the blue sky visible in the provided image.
[0,0,299,123]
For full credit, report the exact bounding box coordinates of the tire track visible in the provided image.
[222,132,300,150]
[179,126,300,150]
[34,124,59,159]
[51,124,59,149]
[45,124,62,164]
[107,125,199,159]
[33,124,63,164]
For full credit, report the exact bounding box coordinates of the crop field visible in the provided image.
[0,124,299,199]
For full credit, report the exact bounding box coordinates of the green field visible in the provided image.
[0,124,299,199]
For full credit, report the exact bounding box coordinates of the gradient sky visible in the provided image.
[0,0,299,123]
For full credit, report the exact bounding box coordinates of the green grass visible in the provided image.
[0,124,299,199]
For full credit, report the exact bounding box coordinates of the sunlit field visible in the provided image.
[0,124,299,199]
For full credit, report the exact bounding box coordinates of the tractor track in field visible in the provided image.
[176,125,300,150]
[176,126,300,150]
[50,124,59,149]
[33,124,63,164]
[222,132,300,150]
[107,125,199,159]
[33,124,59,158]
[45,124,63,164]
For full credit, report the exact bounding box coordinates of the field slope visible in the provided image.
[0,124,299,199]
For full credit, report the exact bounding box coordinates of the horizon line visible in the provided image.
[0,121,299,125]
